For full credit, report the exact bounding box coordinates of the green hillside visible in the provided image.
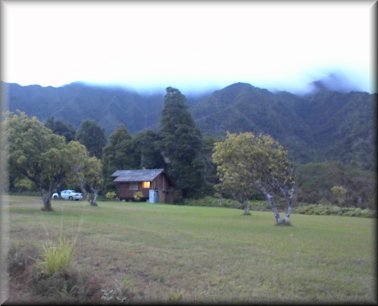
[6,81,376,169]
[191,83,375,169]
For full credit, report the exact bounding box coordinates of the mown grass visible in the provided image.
[6,195,377,304]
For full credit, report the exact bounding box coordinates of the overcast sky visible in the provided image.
[3,1,376,93]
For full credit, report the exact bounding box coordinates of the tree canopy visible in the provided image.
[132,129,166,169]
[75,120,106,159]
[213,132,294,223]
[6,111,102,210]
[45,117,76,142]
[102,124,135,190]
[160,87,205,198]
[7,112,73,210]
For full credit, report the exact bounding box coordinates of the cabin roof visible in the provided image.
[112,169,164,183]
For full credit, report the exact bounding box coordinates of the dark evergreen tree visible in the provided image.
[102,124,136,190]
[45,117,76,142]
[132,130,166,169]
[201,135,220,195]
[75,120,106,159]
[160,87,205,198]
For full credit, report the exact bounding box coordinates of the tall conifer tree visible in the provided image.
[160,87,205,198]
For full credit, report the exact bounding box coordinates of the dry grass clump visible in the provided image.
[7,239,105,303]
[38,236,75,276]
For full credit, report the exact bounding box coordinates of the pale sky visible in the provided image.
[2,1,376,93]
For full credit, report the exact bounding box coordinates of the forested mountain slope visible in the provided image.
[191,83,375,169]
[191,83,315,162]
[7,82,164,135]
[6,81,375,170]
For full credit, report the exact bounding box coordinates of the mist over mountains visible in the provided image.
[5,79,375,170]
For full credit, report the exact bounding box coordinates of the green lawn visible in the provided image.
[6,195,377,303]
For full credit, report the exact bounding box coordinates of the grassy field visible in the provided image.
[5,195,377,304]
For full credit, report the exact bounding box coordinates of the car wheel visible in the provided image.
[53,195,58,199]
[69,196,73,200]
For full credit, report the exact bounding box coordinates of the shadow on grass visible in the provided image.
[274,221,293,226]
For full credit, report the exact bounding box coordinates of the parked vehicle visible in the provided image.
[52,190,83,201]
[52,192,59,199]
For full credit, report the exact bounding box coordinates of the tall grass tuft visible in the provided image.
[40,236,75,276]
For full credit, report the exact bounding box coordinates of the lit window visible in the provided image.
[142,181,150,189]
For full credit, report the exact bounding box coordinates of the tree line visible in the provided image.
[4,86,375,214]
[5,87,210,210]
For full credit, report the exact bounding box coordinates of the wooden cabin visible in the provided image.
[111,169,175,203]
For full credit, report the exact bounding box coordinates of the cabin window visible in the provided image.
[142,181,151,189]
[128,183,139,191]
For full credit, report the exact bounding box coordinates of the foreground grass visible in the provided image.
[6,195,377,303]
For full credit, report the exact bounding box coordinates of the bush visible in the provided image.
[184,196,240,208]
[184,196,271,211]
[133,191,144,201]
[249,200,270,211]
[105,192,117,200]
[293,204,375,218]
[38,237,75,276]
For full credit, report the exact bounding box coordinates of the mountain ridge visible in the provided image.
[5,81,375,170]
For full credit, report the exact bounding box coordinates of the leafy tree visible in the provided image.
[13,177,36,192]
[63,141,90,201]
[201,135,220,195]
[331,185,347,205]
[102,124,135,190]
[160,87,205,198]
[64,141,103,206]
[85,156,103,206]
[45,117,76,142]
[295,161,375,209]
[213,132,294,223]
[6,112,77,211]
[75,120,106,158]
[132,130,166,169]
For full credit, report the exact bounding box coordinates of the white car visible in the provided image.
[52,190,83,201]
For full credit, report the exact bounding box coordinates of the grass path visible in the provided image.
[7,195,377,303]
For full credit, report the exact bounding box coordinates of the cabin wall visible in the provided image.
[116,182,147,200]
[115,173,175,203]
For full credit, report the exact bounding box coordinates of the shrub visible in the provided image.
[250,200,270,211]
[184,196,271,211]
[105,192,117,200]
[168,290,184,302]
[293,204,375,218]
[133,191,144,201]
[184,196,240,208]
[39,237,75,276]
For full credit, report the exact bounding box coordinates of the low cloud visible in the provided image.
[305,72,363,94]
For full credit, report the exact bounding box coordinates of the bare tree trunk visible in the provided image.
[284,188,294,223]
[90,189,98,206]
[242,200,250,215]
[266,193,280,223]
[79,178,90,202]
[41,189,53,211]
